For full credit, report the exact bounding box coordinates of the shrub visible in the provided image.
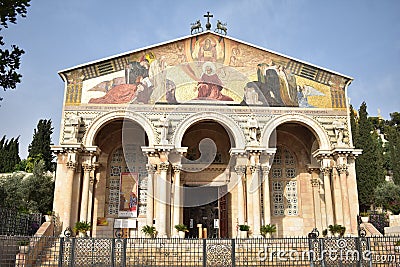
[322,229,328,237]
[141,225,156,237]
[260,224,276,237]
[239,224,250,231]
[328,224,346,237]
[74,221,91,233]
[174,224,188,232]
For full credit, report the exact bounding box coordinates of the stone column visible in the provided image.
[146,164,156,226]
[156,162,169,237]
[337,164,351,234]
[64,159,77,232]
[321,167,334,227]
[87,174,95,224]
[250,164,261,237]
[79,163,92,222]
[311,176,322,230]
[234,165,246,226]
[261,166,271,225]
[347,156,360,234]
[172,164,182,236]
[332,168,344,225]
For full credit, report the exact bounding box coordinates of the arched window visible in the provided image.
[106,145,148,217]
[271,146,298,216]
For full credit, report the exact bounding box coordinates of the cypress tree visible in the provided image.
[27,119,54,172]
[355,102,385,211]
[386,113,400,185]
[0,136,21,172]
[349,105,358,146]
[0,135,5,172]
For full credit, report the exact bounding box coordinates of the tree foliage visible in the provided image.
[353,102,385,211]
[352,102,400,211]
[0,159,54,214]
[349,105,358,145]
[374,181,400,215]
[0,0,31,99]
[385,112,400,185]
[0,135,21,172]
[28,119,54,172]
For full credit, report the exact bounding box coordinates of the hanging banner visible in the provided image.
[119,172,138,218]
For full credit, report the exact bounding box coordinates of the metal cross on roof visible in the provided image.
[204,11,213,31]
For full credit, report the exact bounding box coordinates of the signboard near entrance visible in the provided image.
[214,219,219,229]
[119,172,138,218]
[114,219,137,229]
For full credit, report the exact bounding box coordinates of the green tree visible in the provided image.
[0,0,31,101]
[13,158,27,172]
[385,113,400,185]
[0,135,21,172]
[0,160,54,213]
[349,105,358,146]
[374,181,400,215]
[355,102,385,211]
[28,119,54,172]
[20,160,54,214]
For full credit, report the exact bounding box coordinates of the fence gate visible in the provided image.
[205,239,234,267]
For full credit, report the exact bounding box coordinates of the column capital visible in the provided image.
[66,161,77,170]
[146,163,157,174]
[89,177,96,184]
[82,163,93,173]
[320,167,332,176]
[311,178,320,188]
[336,164,348,175]
[158,162,169,172]
[307,165,321,174]
[249,164,260,174]
[261,165,270,175]
[234,165,246,176]
[172,164,182,173]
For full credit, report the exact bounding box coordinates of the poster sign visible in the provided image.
[119,172,138,218]
[214,219,219,229]
[114,219,137,229]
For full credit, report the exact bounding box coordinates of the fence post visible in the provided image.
[308,228,319,267]
[358,236,373,267]
[203,239,207,267]
[231,239,235,267]
[111,238,115,267]
[69,238,76,267]
[122,238,127,267]
[319,238,326,267]
[58,237,63,267]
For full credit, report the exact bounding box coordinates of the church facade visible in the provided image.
[52,31,361,238]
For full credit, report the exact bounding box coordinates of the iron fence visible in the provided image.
[369,212,389,235]
[0,207,42,236]
[1,235,400,266]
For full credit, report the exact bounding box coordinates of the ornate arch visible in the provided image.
[83,110,156,147]
[173,112,246,149]
[261,113,331,150]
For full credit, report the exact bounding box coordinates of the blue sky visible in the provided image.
[1,0,399,158]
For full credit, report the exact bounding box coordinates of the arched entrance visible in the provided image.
[267,122,321,237]
[180,120,231,238]
[92,119,149,237]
